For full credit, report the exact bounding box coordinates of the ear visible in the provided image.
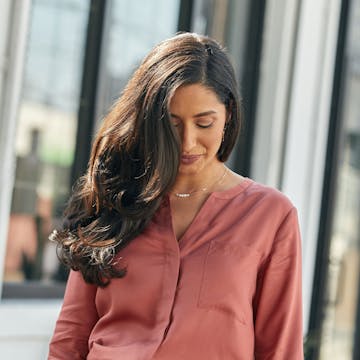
[226,99,233,124]
[226,111,232,125]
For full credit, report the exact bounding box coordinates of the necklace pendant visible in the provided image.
[171,167,228,199]
[175,193,191,198]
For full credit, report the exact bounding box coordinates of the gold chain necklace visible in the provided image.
[172,167,228,198]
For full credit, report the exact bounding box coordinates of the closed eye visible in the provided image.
[197,122,213,128]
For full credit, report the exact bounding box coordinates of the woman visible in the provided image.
[49,33,303,359]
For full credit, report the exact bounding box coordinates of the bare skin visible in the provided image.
[170,169,244,240]
[168,84,244,240]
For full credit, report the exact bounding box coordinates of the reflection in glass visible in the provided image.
[319,0,360,358]
[4,0,90,283]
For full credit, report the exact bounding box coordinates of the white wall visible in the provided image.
[0,301,61,358]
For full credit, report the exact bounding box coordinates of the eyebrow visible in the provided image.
[170,110,217,119]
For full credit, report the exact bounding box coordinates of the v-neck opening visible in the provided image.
[166,177,253,243]
[167,193,214,243]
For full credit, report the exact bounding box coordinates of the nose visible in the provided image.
[181,124,197,153]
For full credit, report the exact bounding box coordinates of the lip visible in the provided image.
[181,154,202,165]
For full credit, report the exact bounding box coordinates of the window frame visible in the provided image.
[0,0,32,299]
[0,0,100,300]
[0,0,266,300]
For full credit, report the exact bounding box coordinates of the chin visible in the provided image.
[177,163,204,175]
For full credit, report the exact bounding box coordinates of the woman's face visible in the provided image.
[169,83,227,177]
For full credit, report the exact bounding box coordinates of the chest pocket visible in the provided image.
[197,239,262,325]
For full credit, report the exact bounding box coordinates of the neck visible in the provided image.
[171,164,227,196]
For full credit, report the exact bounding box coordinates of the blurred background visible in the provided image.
[0,0,359,358]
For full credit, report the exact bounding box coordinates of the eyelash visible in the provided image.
[197,123,213,128]
[171,121,213,128]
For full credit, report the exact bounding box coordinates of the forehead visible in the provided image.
[169,83,224,112]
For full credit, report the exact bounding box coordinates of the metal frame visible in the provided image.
[0,0,32,298]
[178,0,194,31]
[354,263,360,360]
[71,0,107,185]
[232,0,267,176]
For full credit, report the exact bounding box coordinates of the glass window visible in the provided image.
[2,0,90,291]
[2,0,182,297]
[318,0,360,358]
[95,0,181,125]
[191,0,250,79]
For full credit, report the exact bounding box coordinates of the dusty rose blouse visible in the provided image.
[49,179,303,359]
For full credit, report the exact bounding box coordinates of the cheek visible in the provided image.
[204,131,223,151]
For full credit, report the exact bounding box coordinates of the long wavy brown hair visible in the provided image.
[50,33,242,286]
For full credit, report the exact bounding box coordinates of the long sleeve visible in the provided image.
[253,207,303,359]
[48,270,99,359]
